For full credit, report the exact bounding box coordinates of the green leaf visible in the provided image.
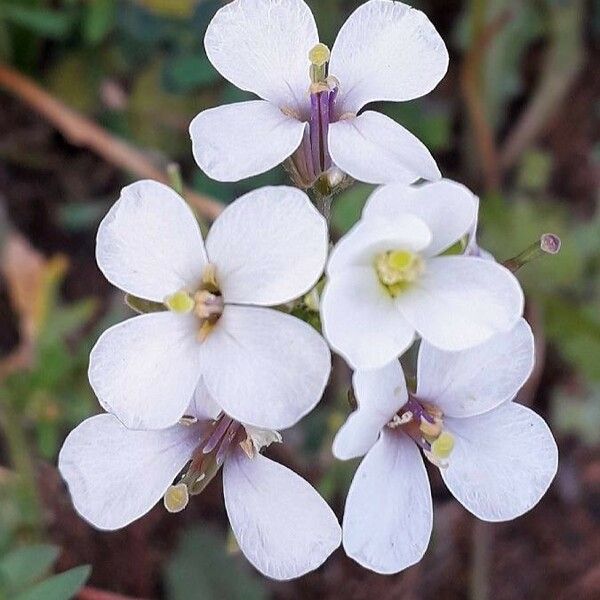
[163,53,219,93]
[14,565,91,600]
[0,4,75,39]
[165,528,267,600]
[83,0,115,45]
[0,544,59,595]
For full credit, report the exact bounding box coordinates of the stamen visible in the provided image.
[375,250,425,296]
[202,263,219,292]
[163,483,189,513]
[431,431,455,459]
[309,43,330,84]
[165,290,194,314]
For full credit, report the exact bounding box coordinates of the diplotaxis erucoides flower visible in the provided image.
[190,0,448,189]
[320,179,525,370]
[90,180,331,431]
[59,382,341,580]
[333,319,558,574]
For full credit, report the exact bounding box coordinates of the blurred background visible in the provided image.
[0,0,598,598]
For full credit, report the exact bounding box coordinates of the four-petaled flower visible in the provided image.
[333,319,558,574]
[90,180,331,430]
[190,0,448,188]
[59,383,342,581]
[320,179,525,369]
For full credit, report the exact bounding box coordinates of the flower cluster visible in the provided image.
[59,0,558,582]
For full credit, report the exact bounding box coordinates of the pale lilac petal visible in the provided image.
[223,448,341,580]
[442,402,558,521]
[58,414,198,530]
[190,101,305,182]
[333,361,407,460]
[88,312,203,430]
[326,214,432,275]
[187,379,222,422]
[96,180,206,302]
[206,187,327,306]
[343,429,432,574]
[396,257,524,351]
[330,0,448,113]
[204,0,318,110]
[329,111,440,185]
[202,306,330,429]
[363,179,478,256]
[417,319,535,418]
[320,267,415,370]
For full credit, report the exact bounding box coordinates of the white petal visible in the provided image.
[204,0,318,110]
[96,180,206,302]
[223,448,341,580]
[188,378,222,422]
[417,318,535,418]
[327,214,432,276]
[89,312,203,430]
[343,430,432,574]
[442,402,558,521]
[397,257,524,351]
[206,186,327,305]
[321,267,415,370]
[190,101,305,182]
[329,111,440,185]
[363,179,478,256]
[329,0,448,114]
[58,414,198,530]
[202,305,330,429]
[333,361,407,460]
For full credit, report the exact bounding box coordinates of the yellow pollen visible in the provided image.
[309,43,330,66]
[165,290,194,314]
[431,431,455,460]
[163,483,189,513]
[375,249,424,295]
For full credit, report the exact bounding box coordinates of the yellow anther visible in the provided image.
[431,431,455,460]
[309,43,330,66]
[163,483,189,513]
[165,290,194,314]
[375,249,424,296]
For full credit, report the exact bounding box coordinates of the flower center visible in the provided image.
[375,250,425,296]
[388,395,454,467]
[164,263,224,341]
[163,415,281,513]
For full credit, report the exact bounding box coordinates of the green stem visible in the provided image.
[503,233,561,273]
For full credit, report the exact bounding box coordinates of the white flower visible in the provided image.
[190,0,448,187]
[90,180,331,430]
[59,384,341,581]
[320,179,524,370]
[333,319,558,574]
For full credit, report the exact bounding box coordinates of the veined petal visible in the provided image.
[417,318,535,418]
[223,448,341,581]
[442,402,558,521]
[397,256,524,351]
[327,214,432,275]
[190,101,305,182]
[206,187,327,306]
[329,112,440,185]
[364,179,478,256]
[202,306,330,429]
[88,312,203,430]
[204,0,318,110]
[333,361,408,460]
[58,414,198,530]
[320,267,415,370]
[343,429,432,574]
[329,0,448,114]
[96,180,206,302]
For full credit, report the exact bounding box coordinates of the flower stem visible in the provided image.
[503,233,561,272]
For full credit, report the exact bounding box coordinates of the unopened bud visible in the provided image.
[164,483,189,513]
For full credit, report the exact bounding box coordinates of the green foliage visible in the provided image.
[13,565,91,600]
[165,527,268,600]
